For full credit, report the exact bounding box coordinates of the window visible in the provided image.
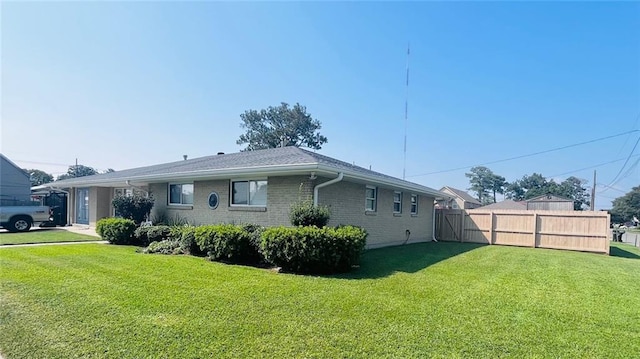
[393,191,403,213]
[410,194,418,214]
[232,180,267,206]
[168,183,194,205]
[365,186,377,211]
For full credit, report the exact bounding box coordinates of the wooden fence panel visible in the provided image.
[435,208,610,254]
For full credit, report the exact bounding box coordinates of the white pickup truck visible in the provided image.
[0,205,51,232]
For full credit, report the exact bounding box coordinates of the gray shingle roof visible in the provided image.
[478,200,527,210]
[441,186,482,205]
[43,147,446,197]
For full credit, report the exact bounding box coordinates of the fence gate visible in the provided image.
[435,209,465,242]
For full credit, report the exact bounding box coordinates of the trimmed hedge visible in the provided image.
[134,225,172,246]
[96,218,137,245]
[144,240,181,255]
[289,201,330,227]
[171,225,202,256]
[260,225,367,274]
[194,224,262,264]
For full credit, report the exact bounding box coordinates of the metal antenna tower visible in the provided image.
[403,43,410,180]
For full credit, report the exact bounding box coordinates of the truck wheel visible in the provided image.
[8,216,32,232]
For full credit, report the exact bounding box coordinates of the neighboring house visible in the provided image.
[526,194,574,211]
[0,154,31,206]
[437,186,482,210]
[36,147,449,248]
[478,200,527,210]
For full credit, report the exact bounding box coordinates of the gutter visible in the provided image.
[313,172,344,206]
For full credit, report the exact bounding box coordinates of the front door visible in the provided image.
[76,188,89,224]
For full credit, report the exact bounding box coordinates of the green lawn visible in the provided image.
[1,241,639,358]
[0,229,99,245]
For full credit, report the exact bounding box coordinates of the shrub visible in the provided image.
[96,218,137,245]
[112,194,155,224]
[260,225,367,274]
[171,225,202,256]
[289,201,331,227]
[143,240,181,255]
[194,224,262,264]
[134,225,172,246]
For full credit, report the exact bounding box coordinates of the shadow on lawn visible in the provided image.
[609,245,640,260]
[334,241,485,280]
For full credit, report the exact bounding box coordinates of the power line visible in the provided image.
[597,183,628,194]
[548,154,640,178]
[604,133,640,189]
[407,129,640,178]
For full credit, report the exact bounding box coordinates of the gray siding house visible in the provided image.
[39,147,449,248]
[0,154,31,206]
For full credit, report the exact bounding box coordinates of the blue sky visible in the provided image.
[2,2,638,209]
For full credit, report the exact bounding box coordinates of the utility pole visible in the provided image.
[402,43,410,180]
[590,170,596,211]
[75,158,78,178]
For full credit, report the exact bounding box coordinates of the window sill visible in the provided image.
[393,213,402,217]
[411,214,419,217]
[229,206,267,212]
[167,205,193,210]
[365,211,377,216]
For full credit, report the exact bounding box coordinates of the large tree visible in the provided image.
[465,166,506,204]
[505,173,590,210]
[57,164,98,180]
[23,169,54,186]
[610,186,640,223]
[236,102,328,151]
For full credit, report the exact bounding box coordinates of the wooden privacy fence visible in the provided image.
[435,209,610,254]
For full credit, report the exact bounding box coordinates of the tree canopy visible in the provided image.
[236,102,328,151]
[57,164,98,180]
[465,166,506,204]
[465,168,591,210]
[504,174,590,210]
[23,169,54,187]
[610,186,640,223]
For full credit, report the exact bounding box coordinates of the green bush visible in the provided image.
[96,218,137,245]
[194,224,262,264]
[260,225,367,274]
[171,225,202,256]
[143,240,181,255]
[289,201,331,227]
[111,194,155,224]
[134,225,172,246]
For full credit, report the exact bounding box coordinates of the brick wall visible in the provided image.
[317,180,434,248]
[148,175,434,249]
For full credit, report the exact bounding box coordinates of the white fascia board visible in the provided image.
[315,165,451,199]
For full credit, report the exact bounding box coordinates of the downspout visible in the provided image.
[313,172,344,206]
[432,199,438,242]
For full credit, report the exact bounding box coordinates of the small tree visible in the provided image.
[112,193,155,224]
[289,201,331,227]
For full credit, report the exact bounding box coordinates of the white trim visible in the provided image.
[168,182,194,206]
[410,194,418,215]
[45,162,452,200]
[365,185,377,212]
[393,191,403,214]
[229,179,268,207]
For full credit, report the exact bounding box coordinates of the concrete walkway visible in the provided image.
[0,225,106,248]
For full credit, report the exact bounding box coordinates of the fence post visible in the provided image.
[489,212,494,245]
[460,210,465,243]
[532,213,538,248]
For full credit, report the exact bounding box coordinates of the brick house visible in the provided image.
[37,147,449,248]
